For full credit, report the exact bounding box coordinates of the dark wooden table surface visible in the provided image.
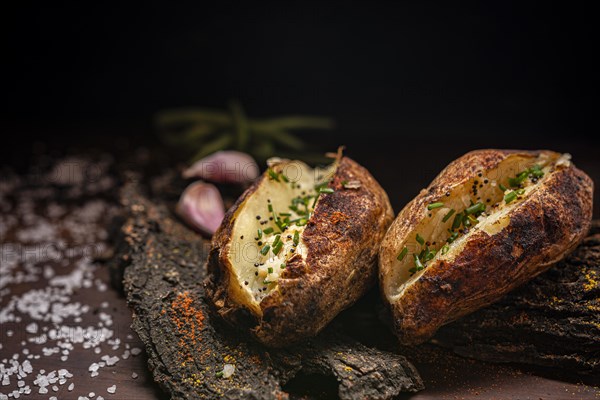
[1,141,599,399]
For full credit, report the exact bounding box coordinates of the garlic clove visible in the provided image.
[176,181,225,235]
[182,151,259,184]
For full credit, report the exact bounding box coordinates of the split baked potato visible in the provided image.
[379,149,593,345]
[206,153,394,347]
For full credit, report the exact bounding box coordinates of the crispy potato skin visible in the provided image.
[206,157,394,347]
[379,149,594,345]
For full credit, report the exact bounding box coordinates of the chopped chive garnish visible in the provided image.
[341,180,348,186]
[273,209,287,232]
[441,244,450,255]
[279,212,292,216]
[281,174,289,182]
[413,254,424,270]
[268,169,280,182]
[257,229,263,240]
[504,191,517,204]
[280,263,286,269]
[462,214,471,227]
[416,233,425,245]
[529,164,544,178]
[427,202,444,210]
[260,245,270,256]
[216,371,224,378]
[508,164,544,189]
[293,230,299,246]
[318,187,334,194]
[451,212,463,231]
[447,231,459,243]
[311,194,320,208]
[465,202,485,215]
[268,203,273,212]
[442,209,456,222]
[272,235,281,246]
[273,241,283,255]
[267,267,273,274]
[314,181,329,191]
[499,184,507,192]
[263,227,274,234]
[508,171,528,187]
[428,248,437,260]
[516,188,525,195]
[263,280,272,284]
[422,247,436,262]
[397,246,408,261]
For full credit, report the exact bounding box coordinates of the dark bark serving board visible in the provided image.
[113,178,423,399]
[112,175,600,399]
[435,220,600,373]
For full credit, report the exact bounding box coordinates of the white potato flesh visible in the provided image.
[387,152,569,302]
[227,160,337,308]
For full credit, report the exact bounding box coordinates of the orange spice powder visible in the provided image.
[169,291,205,362]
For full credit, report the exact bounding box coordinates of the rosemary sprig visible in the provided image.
[155,100,334,162]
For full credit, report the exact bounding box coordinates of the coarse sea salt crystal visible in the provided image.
[25,322,37,334]
[0,161,132,400]
[130,347,142,356]
[106,384,116,394]
[102,356,120,367]
[222,363,235,378]
[131,372,138,379]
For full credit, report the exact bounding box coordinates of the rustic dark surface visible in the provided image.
[2,154,599,400]
[434,221,600,373]
[115,177,423,399]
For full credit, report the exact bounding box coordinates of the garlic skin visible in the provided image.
[182,151,259,184]
[176,181,225,235]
